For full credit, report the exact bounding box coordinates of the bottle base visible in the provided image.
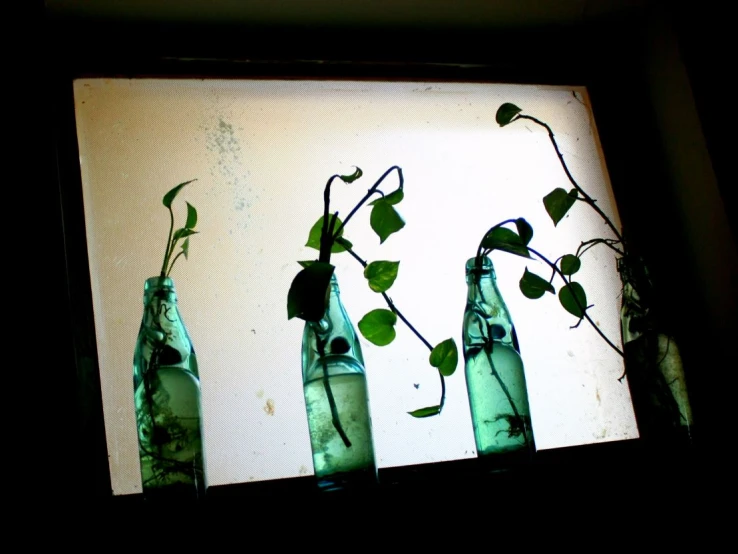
[315,467,378,493]
[476,447,534,474]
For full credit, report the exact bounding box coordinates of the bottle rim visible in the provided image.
[465,256,493,273]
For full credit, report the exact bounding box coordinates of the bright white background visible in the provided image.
[74,78,638,495]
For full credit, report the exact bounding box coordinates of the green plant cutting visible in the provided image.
[287,166,458,420]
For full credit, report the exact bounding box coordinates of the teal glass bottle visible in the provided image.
[302,273,378,491]
[133,276,206,499]
[618,256,694,446]
[462,256,535,465]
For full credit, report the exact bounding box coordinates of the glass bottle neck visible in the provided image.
[143,276,178,305]
[464,256,516,348]
[465,257,499,303]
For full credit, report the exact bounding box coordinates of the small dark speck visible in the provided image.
[413,383,420,389]
[251,329,256,334]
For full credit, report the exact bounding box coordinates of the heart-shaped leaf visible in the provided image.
[408,405,442,418]
[364,260,400,293]
[305,215,351,253]
[543,188,578,226]
[370,200,405,244]
[369,189,404,206]
[519,267,555,299]
[429,338,458,377]
[481,226,531,258]
[559,254,581,276]
[358,308,398,346]
[496,103,522,127]
[559,281,587,318]
[287,262,334,321]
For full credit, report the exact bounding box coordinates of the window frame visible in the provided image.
[49,16,703,502]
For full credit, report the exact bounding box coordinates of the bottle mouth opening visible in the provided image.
[145,276,174,286]
[465,256,493,274]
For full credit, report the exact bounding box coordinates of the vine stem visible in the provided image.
[312,166,408,443]
[332,165,403,239]
[514,114,624,245]
[577,238,624,258]
[484,344,531,448]
[160,205,176,277]
[526,245,625,358]
[316,335,352,448]
[344,246,447,412]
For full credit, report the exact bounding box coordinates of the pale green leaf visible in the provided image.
[364,261,400,293]
[358,309,397,346]
[369,189,404,206]
[370,200,405,244]
[305,215,350,253]
[429,338,458,377]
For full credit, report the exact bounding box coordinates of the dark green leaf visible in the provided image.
[429,338,458,377]
[172,228,198,242]
[515,218,534,245]
[182,237,190,260]
[559,281,587,318]
[369,189,404,206]
[496,103,522,127]
[358,309,397,346]
[480,226,532,258]
[408,405,441,418]
[370,200,406,244]
[297,260,315,269]
[339,166,363,183]
[519,267,555,299]
[305,216,350,253]
[559,254,581,276]
[185,202,197,229]
[364,261,400,293]
[287,262,334,321]
[162,179,196,208]
[543,188,578,226]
